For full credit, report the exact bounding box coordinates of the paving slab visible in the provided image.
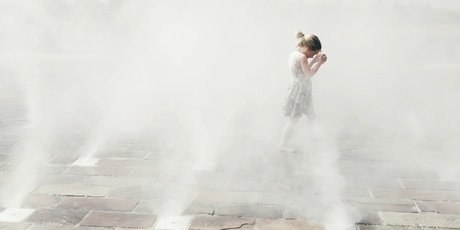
[26,224,81,230]
[342,187,373,198]
[218,181,292,193]
[44,161,69,172]
[26,208,88,225]
[128,167,163,177]
[22,194,62,208]
[183,201,216,215]
[356,210,382,225]
[189,215,255,230]
[443,191,460,201]
[132,199,164,214]
[344,197,417,213]
[82,175,157,187]
[369,188,447,201]
[94,150,150,159]
[256,219,324,230]
[107,186,162,200]
[0,208,35,222]
[57,197,139,212]
[214,203,285,219]
[194,190,259,204]
[80,211,157,229]
[49,156,78,165]
[415,201,460,215]
[345,177,403,189]
[381,211,460,228]
[358,225,452,230]
[195,170,263,182]
[33,184,112,197]
[401,179,460,191]
[154,216,193,230]
[64,165,132,176]
[0,222,30,230]
[96,158,156,169]
[259,192,312,207]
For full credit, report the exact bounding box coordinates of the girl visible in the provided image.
[280,31,327,152]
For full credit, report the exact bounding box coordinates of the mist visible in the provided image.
[1,0,459,228]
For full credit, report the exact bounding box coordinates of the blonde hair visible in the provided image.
[295,31,322,51]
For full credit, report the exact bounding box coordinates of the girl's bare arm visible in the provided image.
[299,54,326,78]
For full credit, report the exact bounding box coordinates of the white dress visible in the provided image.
[281,51,315,117]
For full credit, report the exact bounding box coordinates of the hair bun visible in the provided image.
[295,31,305,39]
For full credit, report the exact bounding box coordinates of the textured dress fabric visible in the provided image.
[281,51,315,117]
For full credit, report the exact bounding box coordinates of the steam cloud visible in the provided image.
[1,0,459,228]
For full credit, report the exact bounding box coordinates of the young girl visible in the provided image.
[280,31,327,152]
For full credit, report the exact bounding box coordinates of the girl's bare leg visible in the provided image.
[307,113,316,139]
[279,116,300,152]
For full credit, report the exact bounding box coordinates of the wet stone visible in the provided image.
[96,158,155,169]
[358,225,452,230]
[128,167,163,177]
[370,188,447,201]
[356,210,382,225]
[108,186,162,200]
[132,199,163,214]
[126,144,160,152]
[221,181,292,193]
[183,201,216,215]
[189,216,256,230]
[344,197,417,213]
[345,177,403,189]
[401,179,460,191]
[95,150,149,159]
[80,211,157,229]
[0,222,30,230]
[416,201,460,215]
[214,203,285,219]
[24,223,81,230]
[64,165,132,176]
[256,219,323,230]
[26,208,88,225]
[82,175,156,187]
[49,156,78,165]
[22,195,61,208]
[342,187,373,198]
[381,211,460,228]
[154,216,193,230]
[38,174,86,185]
[58,197,139,212]
[443,191,460,201]
[194,191,259,204]
[44,165,68,174]
[195,171,262,182]
[33,184,112,197]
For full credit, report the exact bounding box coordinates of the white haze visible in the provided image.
[0,0,459,228]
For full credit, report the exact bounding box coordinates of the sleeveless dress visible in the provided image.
[281,51,315,117]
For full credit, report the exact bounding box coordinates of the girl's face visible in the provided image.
[304,49,320,58]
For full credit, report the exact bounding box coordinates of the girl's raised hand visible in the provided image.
[320,53,327,63]
[312,52,323,63]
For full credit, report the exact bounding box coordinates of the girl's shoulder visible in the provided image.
[290,51,305,61]
[290,50,303,58]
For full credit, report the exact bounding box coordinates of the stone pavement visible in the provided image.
[1,76,460,230]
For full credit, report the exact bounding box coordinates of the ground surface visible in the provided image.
[1,72,460,230]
